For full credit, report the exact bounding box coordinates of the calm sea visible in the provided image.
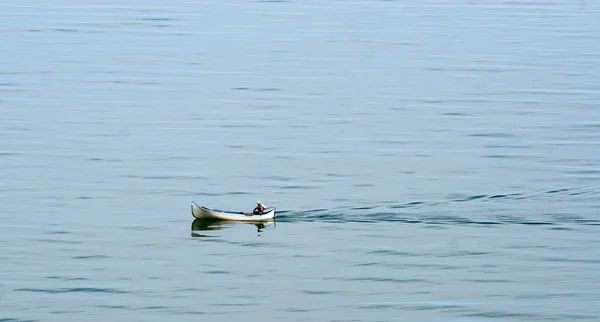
[1,1,599,321]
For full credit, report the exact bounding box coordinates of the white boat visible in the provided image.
[191,201,276,221]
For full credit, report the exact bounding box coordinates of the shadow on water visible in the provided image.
[190,219,276,238]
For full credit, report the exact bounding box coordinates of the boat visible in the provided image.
[191,201,276,221]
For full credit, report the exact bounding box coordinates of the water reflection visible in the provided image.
[190,219,276,238]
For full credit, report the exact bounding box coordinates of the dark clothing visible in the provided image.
[253,204,265,214]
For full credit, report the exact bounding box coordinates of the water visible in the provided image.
[1,1,600,321]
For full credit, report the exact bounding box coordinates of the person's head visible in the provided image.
[257,201,262,206]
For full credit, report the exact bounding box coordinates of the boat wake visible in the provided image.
[272,186,600,227]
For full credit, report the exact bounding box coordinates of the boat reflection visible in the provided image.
[191,219,276,238]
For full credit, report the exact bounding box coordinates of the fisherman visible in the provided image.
[253,201,266,214]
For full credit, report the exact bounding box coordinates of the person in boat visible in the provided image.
[253,201,266,214]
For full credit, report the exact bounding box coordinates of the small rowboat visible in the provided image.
[191,201,276,221]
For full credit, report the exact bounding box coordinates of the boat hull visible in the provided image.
[191,201,276,221]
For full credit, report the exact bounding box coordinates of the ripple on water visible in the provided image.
[14,287,129,294]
